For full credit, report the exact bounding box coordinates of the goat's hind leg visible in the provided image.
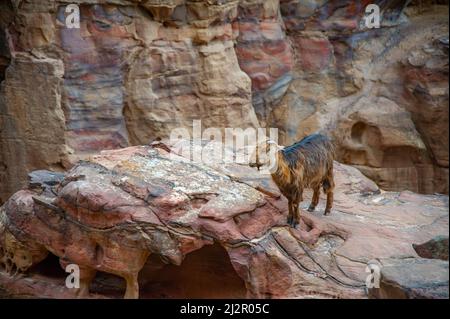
[308,186,320,212]
[292,201,301,228]
[323,174,335,216]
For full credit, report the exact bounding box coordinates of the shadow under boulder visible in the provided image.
[139,244,247,299]
[413,236,449,261]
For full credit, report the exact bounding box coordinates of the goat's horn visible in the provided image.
[267,140,283,150]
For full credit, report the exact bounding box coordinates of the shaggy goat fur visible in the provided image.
[255,134,335,227]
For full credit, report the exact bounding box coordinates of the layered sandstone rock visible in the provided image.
[369,258,449,299]
[413,236,449,261]
[233,0,295,122]
[0,54,68,204]
[0,141,448,299]
[0,0,448,205]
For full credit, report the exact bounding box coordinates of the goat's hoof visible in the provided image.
[287,216,293,226]
[287,219,297,228]
[290,218,299,228]
[324,210,331,216]
[307,206,316,212]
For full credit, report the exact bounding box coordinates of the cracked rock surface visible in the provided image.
[0,142,448,298]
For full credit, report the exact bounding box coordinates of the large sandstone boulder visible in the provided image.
[0,141,448,299]
[369,258,449,299]
[413,236,449,261]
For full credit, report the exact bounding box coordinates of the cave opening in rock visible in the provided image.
[350,122,382,147]
[138,243,247,299]
[28,252,67,279]
[9,244,247,299]
[351,122,367,144]
[90,271,126,298]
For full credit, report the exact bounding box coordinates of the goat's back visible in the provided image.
[281,134,334,188]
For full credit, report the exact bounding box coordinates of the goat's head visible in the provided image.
[249,139,284,173]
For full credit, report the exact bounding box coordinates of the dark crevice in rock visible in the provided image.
[139,244,247,299]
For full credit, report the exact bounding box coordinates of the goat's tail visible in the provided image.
[322,162,334,194]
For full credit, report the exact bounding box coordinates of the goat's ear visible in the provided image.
[267,140,284,151]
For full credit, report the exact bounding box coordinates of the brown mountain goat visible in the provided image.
[251,134,335,228]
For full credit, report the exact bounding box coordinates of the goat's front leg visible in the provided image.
[287,200,294,226]
[323,174,335,216]
[292,202,300,228]
[292,189,303,228]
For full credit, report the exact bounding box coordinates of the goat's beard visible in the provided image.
[249,141,283,175]
[253,149,280,175]
[266,147,279,174]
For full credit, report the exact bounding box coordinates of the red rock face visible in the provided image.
[58,5,136,152]
[233,1,295,124]
[234,3,295,92]
[292,36,333,72]
[0,142,448,299]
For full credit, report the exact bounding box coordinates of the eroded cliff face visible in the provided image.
[0,0,449,203]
